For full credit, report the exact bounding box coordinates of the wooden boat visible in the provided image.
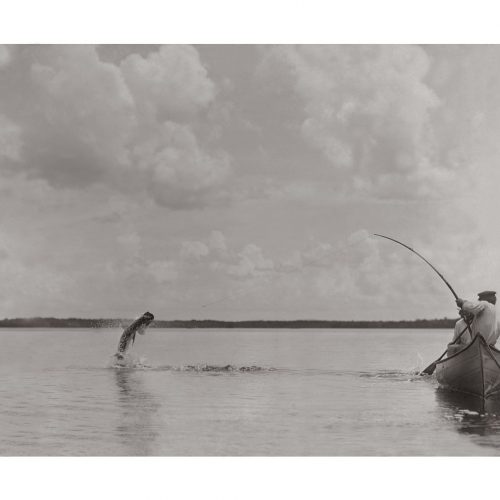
[435,334,500,399]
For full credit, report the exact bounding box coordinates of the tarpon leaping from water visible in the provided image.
[114,311,154,360]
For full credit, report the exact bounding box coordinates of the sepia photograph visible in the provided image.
[2,42,500,457]
[6,0,500,500]
[3,2,500,492]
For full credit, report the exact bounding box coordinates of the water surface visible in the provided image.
[0,328,498,455]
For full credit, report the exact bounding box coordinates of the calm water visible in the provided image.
[1,327,499,456]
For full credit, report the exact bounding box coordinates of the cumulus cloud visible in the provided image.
[180,231,275,279]
[225,244,275,278]
[135,122,231,209]
[2,45,499,320]
[255,46,500,311]
[208,230,227,253]
[272,232,453,317]
[0,45,231,209]
[148,260,179,284]
[180,231,226,260]
[180,230,228,263]
[0,46,136,186]
[181,240,210,260]
[0,114,22,162]
[180,228,471,319]
[175,231,383,314]
[259,45,451,199]
[121,45,215,121]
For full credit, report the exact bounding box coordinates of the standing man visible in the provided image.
[455,290,500,347]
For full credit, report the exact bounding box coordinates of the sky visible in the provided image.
[0,44,500,321]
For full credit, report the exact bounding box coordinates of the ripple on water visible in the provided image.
[358,370,424,382]
[107,357,277,373]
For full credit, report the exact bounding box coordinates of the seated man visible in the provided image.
[455,290,500,347]
[447,310,473,356]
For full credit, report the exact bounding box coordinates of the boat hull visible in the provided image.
[435,334,500,399]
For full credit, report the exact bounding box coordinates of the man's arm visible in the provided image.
[456,298,485,316]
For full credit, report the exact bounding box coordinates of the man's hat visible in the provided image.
[478,290,496,299]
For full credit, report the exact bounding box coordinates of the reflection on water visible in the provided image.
[113,369,161,455]
[436,388,500,451]
[6,328,500,455]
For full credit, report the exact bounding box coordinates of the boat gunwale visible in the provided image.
[491,344,500,355]
[482,341,500,398]
[435,334,500,399]
[435,333,484,365]
[435,334,500,368]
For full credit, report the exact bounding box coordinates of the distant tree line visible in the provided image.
[0,317,458,328]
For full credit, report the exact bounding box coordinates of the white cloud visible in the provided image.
[0,45,232,209]
[180,240,210,260]
[259,45,447,199]
[180,232,275,279]
[0,114,22,162]
[135,122,231,209]
[1,45,499,321]
[121,45,215,121]
[226,244,275,278]
[208,230,227,253]
[0,45,135,187]
[148,260,179,284]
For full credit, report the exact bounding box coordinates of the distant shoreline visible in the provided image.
[0,317,457,328]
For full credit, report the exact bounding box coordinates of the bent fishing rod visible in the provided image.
[373,234,473,356]
[374,234,460,300]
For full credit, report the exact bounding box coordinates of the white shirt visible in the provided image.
[452,318,473,345]
[461,300,500,346]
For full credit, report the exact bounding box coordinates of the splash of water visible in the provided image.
[108,354,151,369]
[107,356,275,373]
[413,352,424,373]
[170,364,272,373]
[359,367,427,382]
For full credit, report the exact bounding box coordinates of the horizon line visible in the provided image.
[0,315,458,321]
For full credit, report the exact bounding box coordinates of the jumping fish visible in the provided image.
[114,311,154,360]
